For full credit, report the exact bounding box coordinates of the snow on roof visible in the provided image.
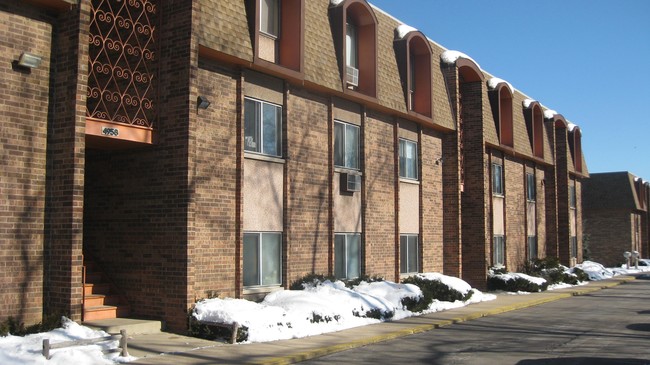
[330,0,344,6]
[543,109,557,119]
[523,99,537,108]
[567,122,579,132]
[396,24,418,39]
[440,50,481,69]
[487,77,514,94]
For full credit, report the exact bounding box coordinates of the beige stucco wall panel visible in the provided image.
[244,158,284,231]
[400,181,419,234]
[333,172,362,232]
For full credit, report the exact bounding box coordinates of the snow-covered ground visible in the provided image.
[2,262,649,365]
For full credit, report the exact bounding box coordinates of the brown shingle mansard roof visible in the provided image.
[583,172,646,211]
[196,0,585,152]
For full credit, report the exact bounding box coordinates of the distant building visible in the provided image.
[1,0,587,332]
[583,172,649,266]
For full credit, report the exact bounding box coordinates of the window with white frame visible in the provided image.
[399,138,418,180]
[526,173,536,202]
[244,98,282,157]
[260,0,279,38]
[492,163,504,196]
[493,235,505,267]
[346,22,358,68]
[569,185,576,208]
[400,235,419,274]
[334,120,359,170]
[334,233,361,279]
[243,232,282,287]
[527,236,537,261]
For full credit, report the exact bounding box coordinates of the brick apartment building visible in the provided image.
[1,0,587,332]
[583,172,649,267]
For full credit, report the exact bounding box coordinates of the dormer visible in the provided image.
[567,123,583,173]
[247,0,304,76]
[394,26,432,117]
[488,78,514,147]
[523,100,544,159]
[329,0,377,98]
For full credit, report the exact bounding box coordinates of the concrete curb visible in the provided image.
[257,276,636,365]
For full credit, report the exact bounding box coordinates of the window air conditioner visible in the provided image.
[341,173,361,193]
[346,66,359,87]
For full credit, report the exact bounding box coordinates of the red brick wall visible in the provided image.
[583,209,632,267]
[84,1,194,332]
[459,80,489,289]
[190,61,240,299]
[554,127,571,265]
[284,87,331,284]
[0,4,54,326]
[504,156,526,270]
[421,128,444,273]
[364,111,398,280]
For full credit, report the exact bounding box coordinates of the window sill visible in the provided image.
[399,178,420,185]
[334,167,362,175]
[245,152,285,164]
[492,193,505,198]
[243,285,283,295]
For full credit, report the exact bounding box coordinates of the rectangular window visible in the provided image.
[334,121,360,170]
[345,22,358,69]
[260,0,279,37]
[399,138,418,180]
[243,232,282,287]
[244,98,282,157]
[400,235,419,274]
[527,236,537,261]
[334,233,361,279]
[526,173,536,202]
[492,163,504,196]
[493,235,505,267]
[569,185,576,208]
[570,236,578,258]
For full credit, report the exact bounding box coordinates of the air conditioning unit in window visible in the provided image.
[346,66,359,87]
[341,173,361,193]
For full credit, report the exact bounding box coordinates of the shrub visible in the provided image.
[289,273,334,290]
[352,306,394,321]
[523,257,588,286]
[400,276,472,313]
[571,267,590,282]
[487,274,548,292]
[341,275,385,289]
[0,314,64,337]
[188,315,249,343]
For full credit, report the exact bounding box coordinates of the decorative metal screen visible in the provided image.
[87,0,157,128]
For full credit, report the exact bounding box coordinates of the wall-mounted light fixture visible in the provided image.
[435,157,444,166]
[17,52,42,69]
[197,96,211,110]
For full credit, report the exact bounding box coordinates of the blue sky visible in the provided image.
[370,0,650,180]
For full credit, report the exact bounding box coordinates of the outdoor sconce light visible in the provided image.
[17,52,42,69]
[197,96,211,110]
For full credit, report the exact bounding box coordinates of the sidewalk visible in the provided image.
[129,276,635,365]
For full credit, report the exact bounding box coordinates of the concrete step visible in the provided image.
[84,305,130,321]
[84,282,111,296]
[83,318,163,335]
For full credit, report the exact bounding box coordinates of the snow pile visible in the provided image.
[574,261,615,280]
[396,24,418,39]
[329,0,344,6]
[193,275,494,343]
[491,272,547,286]
[567,122,578,132]
[0,318,135,365]
[440,50,481,69]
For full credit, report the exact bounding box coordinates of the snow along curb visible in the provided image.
[258,276,636,365]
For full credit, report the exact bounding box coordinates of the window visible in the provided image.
[346,22,358,70]
[260,0,279,38]
[570,236,578,259]
[243,232,282,287]
[399,138,418,180]
[526,173,536,202]
[492,163,504,196]
[334,121,359,170]
[400,235,419,274]
[244,98,282,157]
[569,185,576,208]
[334,233,361,279]
[527,236,537,261]
[493,235,505,267]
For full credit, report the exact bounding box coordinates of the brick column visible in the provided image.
[555,126,570,265]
